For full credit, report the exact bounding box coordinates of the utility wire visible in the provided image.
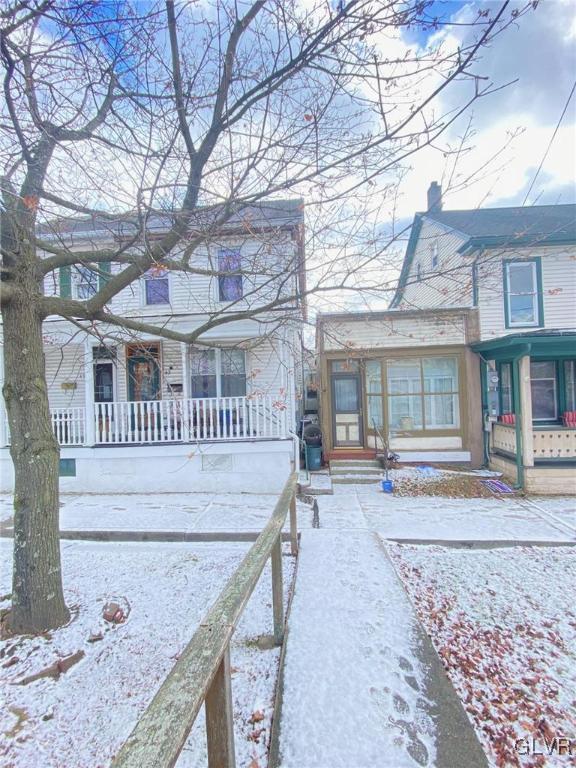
[523,78,576,205]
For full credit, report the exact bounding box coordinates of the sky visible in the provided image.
[390,0,576,218]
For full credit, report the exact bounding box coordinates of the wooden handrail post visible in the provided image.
[205,645,236,768]
[289,493,298,556]
[271,534,284,645]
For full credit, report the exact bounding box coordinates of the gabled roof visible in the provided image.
[390,202,576,308]
[38,198,304,240]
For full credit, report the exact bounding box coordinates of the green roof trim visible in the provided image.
[471,331,576,361]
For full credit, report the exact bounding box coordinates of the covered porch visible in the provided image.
[474,331,576,494]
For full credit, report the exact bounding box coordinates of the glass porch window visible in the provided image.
[499,362,513,415]
[505,261,540,326]
[387,360,423,430]
[366,360,383,429]
[530,361,557,421]
[423,357,459,429]
[565,360,576,411]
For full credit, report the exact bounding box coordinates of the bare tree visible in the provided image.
[0,0,530,632]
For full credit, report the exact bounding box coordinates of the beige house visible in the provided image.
[387,185,576,493]
[316,308,483,465]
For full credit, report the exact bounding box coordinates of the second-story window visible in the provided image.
[504,259,542,327]
[218,248,243,301]
[76,265,99,298]
[143,267,170,305]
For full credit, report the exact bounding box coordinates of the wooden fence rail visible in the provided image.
[111,473,299,768]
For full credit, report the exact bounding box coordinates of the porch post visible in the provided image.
[180,343,191,442]
[84,341,96,446]
[518,355,534,469]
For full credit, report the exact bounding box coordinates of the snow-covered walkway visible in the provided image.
[276,486,575,768]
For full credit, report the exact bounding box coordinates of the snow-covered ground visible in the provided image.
[389,543,576,768]
[316,489,575,542]
[0,539,295,768]
[0,493,314,533]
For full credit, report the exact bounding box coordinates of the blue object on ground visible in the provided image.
[416,464,440,476]
[381,479,393,493]
[305,444,322,471]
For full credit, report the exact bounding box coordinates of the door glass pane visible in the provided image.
[129,359,160,400]
[334,378,358,411]
[94,363,114,402]
[331,360,359,373]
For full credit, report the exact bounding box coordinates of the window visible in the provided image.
[59,458,76,477]
[530,361,557,421]
[59,263,111,299]
[93,346,115,403]
[416,262,422,281]
[143,267,169,305]
[499,362,513,415]
[218,249,242,302]
[76,265,99,298]
[387,356,459,431]
[431,241,439,269]
[190,348,246,398]
[504,259,542,327]
[366,360,383,429]
[565,360,576,411]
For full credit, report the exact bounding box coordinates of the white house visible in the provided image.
[0,200,306,493]
[390,184,576,493]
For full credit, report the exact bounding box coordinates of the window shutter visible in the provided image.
[98,261,111,291]
[60,265,72,297]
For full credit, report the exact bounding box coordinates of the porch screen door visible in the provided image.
[332,374,363,446]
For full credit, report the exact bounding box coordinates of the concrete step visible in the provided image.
[332,475,382,484]
[330,467,383,476]
[329,459,381,469]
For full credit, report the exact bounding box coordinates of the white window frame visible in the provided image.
[505,260,539,327]
[189,347,247,398]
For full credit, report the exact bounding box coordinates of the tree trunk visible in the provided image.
[2,294,70,633]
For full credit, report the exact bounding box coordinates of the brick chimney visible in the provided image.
[427,181,442,212]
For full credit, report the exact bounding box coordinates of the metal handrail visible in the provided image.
[111,473,298,768]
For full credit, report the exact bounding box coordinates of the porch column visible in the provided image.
[180,343,191,442]
[518,355,534,468]
[84,341,96,446]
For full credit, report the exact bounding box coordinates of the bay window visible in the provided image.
[190,348,246,398]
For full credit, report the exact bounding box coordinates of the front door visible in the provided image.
[332,373,363,446]
[127,348,161,401]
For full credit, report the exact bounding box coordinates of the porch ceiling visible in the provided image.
[472,331,576,361]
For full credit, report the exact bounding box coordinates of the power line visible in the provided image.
[523,78,576,206]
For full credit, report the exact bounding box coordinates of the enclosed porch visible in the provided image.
[474,331,576,493]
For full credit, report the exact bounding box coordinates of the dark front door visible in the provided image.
[127,352,161,401]
[331,373,363,447]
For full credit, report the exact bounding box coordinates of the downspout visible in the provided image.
[479,358,490,466]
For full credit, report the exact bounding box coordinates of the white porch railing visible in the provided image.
[94,396,287,444]
[2,396,289,447]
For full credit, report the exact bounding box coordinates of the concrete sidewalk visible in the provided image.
[274,528,486,768]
